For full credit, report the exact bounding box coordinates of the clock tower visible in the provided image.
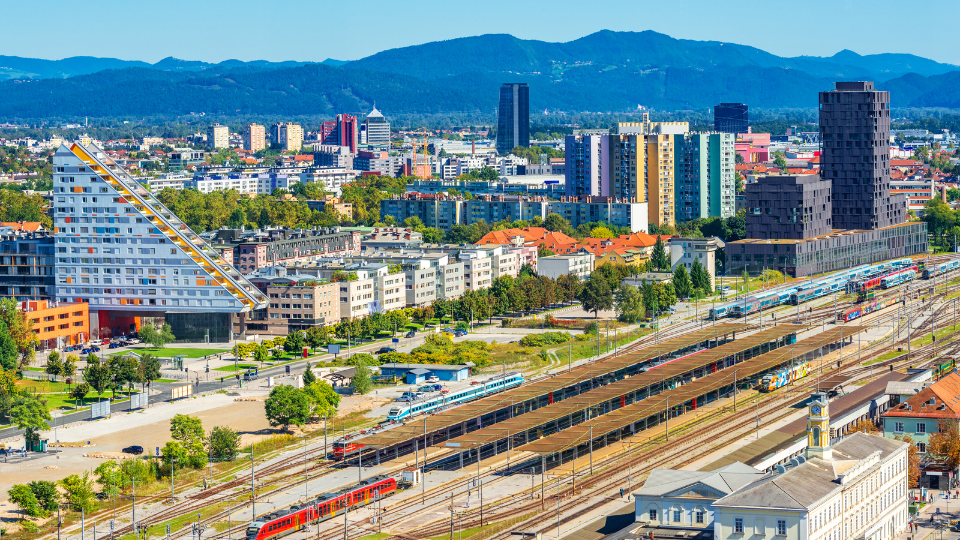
[806,392,832,460]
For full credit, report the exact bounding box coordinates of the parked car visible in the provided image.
[121,445,144,455]
[90,339,103,347]
[108,342,122,349]
[127,338,141,345]
[453,330,467,337]
[376,347,396,354]
[405,330,416,338]
[426,376,439,383]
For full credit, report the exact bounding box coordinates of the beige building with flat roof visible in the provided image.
[207,123,229,149]
[243,123,266,152]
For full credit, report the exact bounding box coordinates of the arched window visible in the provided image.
[695,506,706,524]
[672,506,682,522]
[647,504,659,522]
[812,426,821,445]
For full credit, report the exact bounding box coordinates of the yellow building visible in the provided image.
[646,134,676,227]
[272,122,304,152]
[243,123,266,152]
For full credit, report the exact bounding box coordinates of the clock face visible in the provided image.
[812,405,822,416]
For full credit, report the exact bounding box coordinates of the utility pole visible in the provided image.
[423,415,428,504]
[251,448,256,521]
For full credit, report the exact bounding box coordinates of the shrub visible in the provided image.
[519,332,572,347]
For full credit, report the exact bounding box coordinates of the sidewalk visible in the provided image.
[901,490,959,540]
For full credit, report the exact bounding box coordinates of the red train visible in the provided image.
[332,440,365,461]
[245,476,396,540]
[852,266,917,298]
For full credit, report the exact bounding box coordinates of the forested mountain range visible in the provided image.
[1,31,959,120]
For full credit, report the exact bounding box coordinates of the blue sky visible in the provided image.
[7,0,960,65]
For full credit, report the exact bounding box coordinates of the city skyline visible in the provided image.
[4,0,960,65]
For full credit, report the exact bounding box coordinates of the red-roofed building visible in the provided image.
[0,221,45,232]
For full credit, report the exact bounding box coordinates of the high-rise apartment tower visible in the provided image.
[819,81,903,230]
[207,124,229,149]
[243,123,266,152]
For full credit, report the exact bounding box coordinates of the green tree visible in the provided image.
[578,276,613,319]
[543,213,573,234]
[70,383,90,406]
[271,347,284,361]
[253,343,269,367]
[137,353,161,390]
[28,480,59,514]
[264,385,310,431]
[284,331,305,354]
[304,381,341,417]
[107,355,138,397]
[138,323,175,349]
[9,396,51,446]
[672,265,692,299]
[690,259,711,295]
[773,151,788,172]
[590,226,615,239]
[651,237,670,271]
[8,484,42,518]
[0,321,17,371]
[735,153,745,165]
[305,326,331,351]
[208,426,241,462]
[59,472,95,513]
[94,461,123,497]
[351,363,373,395]
[170,414,205,446]
[302,362,316,385]
[45,351,63,381]
[82,355,111,399]
[537,245,555,258]
[614,283,645,323]
[62,354,78,383]
[735,172,745,193]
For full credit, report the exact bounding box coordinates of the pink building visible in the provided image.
[736,132,771,163]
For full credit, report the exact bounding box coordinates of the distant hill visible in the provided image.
[344,30,959,81]
[0,55,315,80]
[1,31,959,119]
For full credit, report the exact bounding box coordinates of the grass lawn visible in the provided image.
[213,363,258,372]
[113,347,230,358]
[911,324,959,348]
[16,379,136,411]
[23,366,45,372]
[155,378,179,383]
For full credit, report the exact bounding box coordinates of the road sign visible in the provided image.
[156,446,160,456]
[392,338,399,344]
[328,344,341,355]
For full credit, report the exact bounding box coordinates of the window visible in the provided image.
[894,422,904,433]
[776,520,786,535]
[917,442,926,453]
[695,507,705,524]
[648,509,657,521]
[673,508,681,522]
[734,518,744,534]
[916,422,926,434]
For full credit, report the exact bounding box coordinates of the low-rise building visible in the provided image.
[538,252,595,280]
[669,237,723,290]
[168,148,206,170]
[23,300,89,349]
[881,371,960,488]
[185,173,298,195]
[245,275,340,334]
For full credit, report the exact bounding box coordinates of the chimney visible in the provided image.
[942,186,948,203]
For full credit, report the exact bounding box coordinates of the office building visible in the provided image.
[209,227,362,274]
[354,150,400,176]
[168,148,206,171]
[313,145,354,169]
[713,103,748,134]
[320,114,359,153]
[496,83,529,154]
[243,123,266,152]
[675,132,737,221]
[380,193,463,230]
[299,168,357,195]
[273,123,304,152]
[0,229,55,301]
[363,107,391,146]
[546,198,648,233]
[744,175,833,240]
[820,81,904,230]
[207,124,229,149]
[52,142,268,341]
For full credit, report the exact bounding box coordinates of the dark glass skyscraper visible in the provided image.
[496,83,529,154]
[714,103,748,134]
[819,81,904,230]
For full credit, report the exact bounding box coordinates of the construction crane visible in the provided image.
[408,131,432,179]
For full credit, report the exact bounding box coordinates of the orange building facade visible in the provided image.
[22,300,90,349]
